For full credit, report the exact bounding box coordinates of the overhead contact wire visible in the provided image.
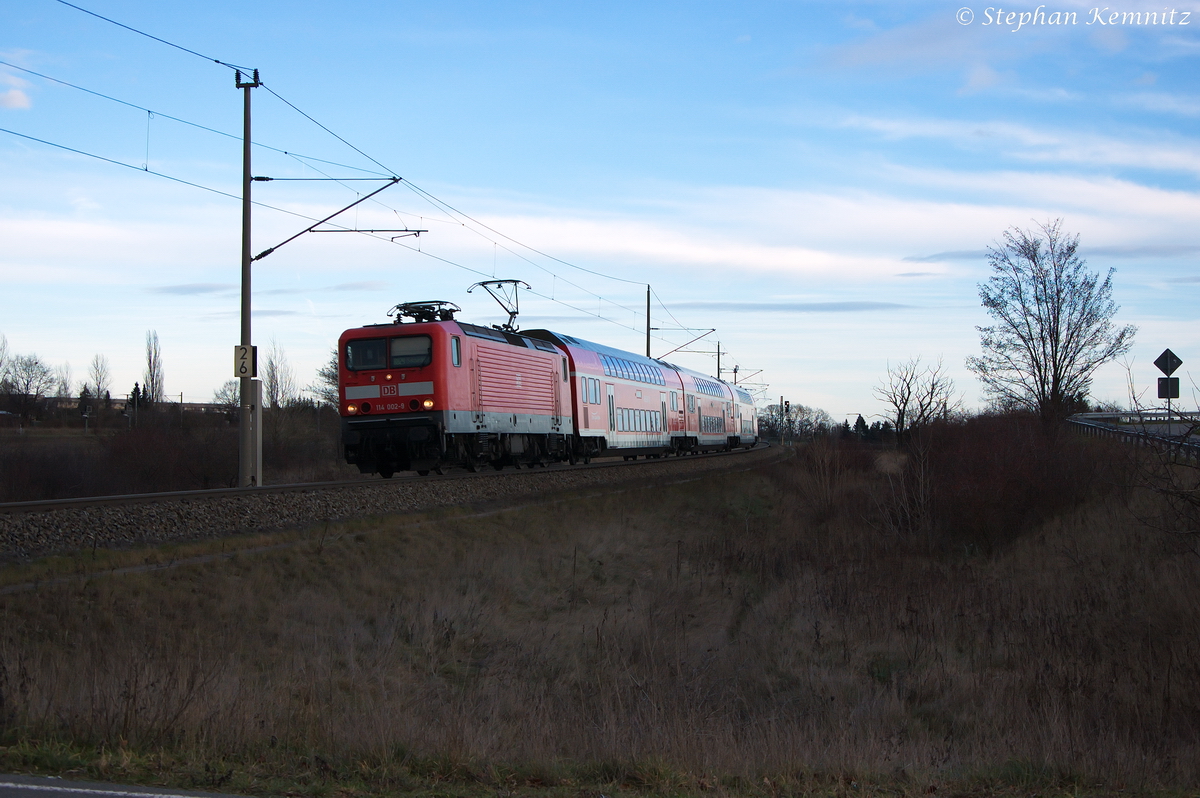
[0,60,388,177]
[40,1,702,347]
[52,0,252,72]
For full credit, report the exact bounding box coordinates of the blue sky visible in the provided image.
[2,0,1198,421]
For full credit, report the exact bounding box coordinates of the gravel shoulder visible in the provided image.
[0,446,785,562]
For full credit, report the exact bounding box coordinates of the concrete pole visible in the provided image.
[237,70,259,487]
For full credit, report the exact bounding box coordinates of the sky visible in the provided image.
[2,0,1198,422]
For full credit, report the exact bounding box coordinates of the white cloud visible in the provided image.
[1121,92,1200,117]
[0,70,31,109]
[959,63,1002,95]
[842,114,1200,176]
[0,89,31,109]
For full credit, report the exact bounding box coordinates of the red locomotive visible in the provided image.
[337,300,758,477]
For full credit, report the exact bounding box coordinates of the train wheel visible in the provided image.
[492,462,504,471]
[465,462,479,473]
[379,467,394,479]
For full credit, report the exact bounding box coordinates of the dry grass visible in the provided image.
[0,408,354,502]
[1,422,1198,796]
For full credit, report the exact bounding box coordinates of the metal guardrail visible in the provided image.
[1067,413,1200,460]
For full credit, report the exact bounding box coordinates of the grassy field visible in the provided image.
[2,418,1198,797]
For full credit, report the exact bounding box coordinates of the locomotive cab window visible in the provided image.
[390,335,432,369]
[346,338,387,371]
[451,336,461,367]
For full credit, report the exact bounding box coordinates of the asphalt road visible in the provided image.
[0,776,243,798]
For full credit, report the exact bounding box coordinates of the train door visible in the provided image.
[580,376,589,429]
[660,392,667,440]
[606,383,615,430]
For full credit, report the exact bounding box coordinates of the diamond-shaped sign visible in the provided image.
[1154,348,1183,376]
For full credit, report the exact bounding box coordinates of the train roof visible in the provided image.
[524,329,668,369]
[525,329,753,403]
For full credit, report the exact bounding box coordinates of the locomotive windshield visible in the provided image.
[346,338,387,371]
[390,335,432,368]
[345,335,433,371]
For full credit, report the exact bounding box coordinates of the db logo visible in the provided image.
[382,385,398,396]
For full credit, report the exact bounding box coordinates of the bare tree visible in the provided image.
[263,337,297,410]
[307,347,339,406]
[966,219,1135,427]
[212,379,240,419]
[0,333,8,379]
[875,356,960,445]
[88,354,112,400]
[53,362,73,399]
[143,330,165,405]
[792,403,834,440]
[4,354,56,421]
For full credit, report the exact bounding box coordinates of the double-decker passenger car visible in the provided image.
[338,302,757,476]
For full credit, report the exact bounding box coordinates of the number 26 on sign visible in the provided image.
[234,345,258,378]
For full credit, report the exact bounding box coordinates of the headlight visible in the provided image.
[346,403,358,414]
[422,399,435,409]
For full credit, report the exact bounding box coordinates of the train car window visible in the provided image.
[451,336,461,367]
[389,335,433,368]
[687,394,695,413]
[591,378,600,405]
[562,357,568,382]
[580,376,588,404]
[670,392,678,411]
[346,338,387,371]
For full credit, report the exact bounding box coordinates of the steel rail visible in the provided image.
[0,444,769,515]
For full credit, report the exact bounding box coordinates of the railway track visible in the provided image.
[1,444,783,561]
